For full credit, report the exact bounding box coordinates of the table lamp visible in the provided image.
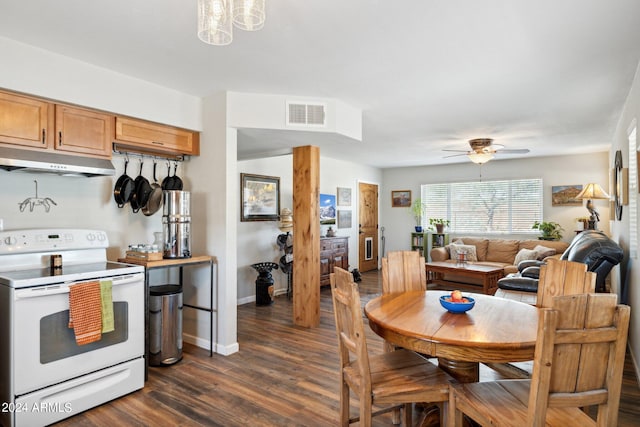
[575,183,610,230]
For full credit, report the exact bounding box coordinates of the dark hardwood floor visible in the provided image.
[56,270,640,426]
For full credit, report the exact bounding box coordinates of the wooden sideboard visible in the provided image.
[320,236,349,286]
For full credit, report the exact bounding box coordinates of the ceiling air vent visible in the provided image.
[286,102,326,127]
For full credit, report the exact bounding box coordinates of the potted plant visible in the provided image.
[429,218,450,234]
[410,198,424,232]
[532,221,564,241]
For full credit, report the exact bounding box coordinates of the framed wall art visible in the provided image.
[551,185,583,206]
[337,187,352,206]
[320,193,336,224]
[337,210,352,229]
[391,190,411,208]
[240,173,280,221]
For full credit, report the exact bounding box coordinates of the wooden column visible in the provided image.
[292,146,320,327]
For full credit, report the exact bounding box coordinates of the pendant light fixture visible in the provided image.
[233,0,265,31]
[197,0,265,46]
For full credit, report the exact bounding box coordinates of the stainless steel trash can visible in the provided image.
[149,284,183,366]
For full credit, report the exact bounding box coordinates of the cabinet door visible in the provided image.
[0,91,52,149]
[334,253,348,270]
[320,252,332,278]
[55,105,113,158]
[115,117,198,155]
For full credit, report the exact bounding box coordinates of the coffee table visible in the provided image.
[426,261,504,295]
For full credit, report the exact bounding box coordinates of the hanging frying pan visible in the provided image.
[143,160,164,216]
[113,158,135,208]
[130,160,153,213]
[162,161,184,190]
[169,162,184,190]
[161,162,173,190]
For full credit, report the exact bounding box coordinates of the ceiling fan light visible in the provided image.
[233,0,265,31]
[467,152,494,164]
[197,0,233,46]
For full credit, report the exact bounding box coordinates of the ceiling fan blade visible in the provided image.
[496,148,530,154]
[443,153,469,158]
[442,149,469,153]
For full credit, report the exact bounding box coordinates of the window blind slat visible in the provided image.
[421,179,543,234]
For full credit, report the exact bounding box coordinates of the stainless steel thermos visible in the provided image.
[162,190,191,258]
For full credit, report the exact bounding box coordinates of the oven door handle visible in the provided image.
[14,273,144,299]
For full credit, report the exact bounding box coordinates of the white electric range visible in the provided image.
[0,229,145,427]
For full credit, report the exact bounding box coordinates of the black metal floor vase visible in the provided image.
[251,262,278,306]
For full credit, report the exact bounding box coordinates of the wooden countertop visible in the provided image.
[117,254,215,268]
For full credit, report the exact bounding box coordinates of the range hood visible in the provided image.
[0,147,115,177]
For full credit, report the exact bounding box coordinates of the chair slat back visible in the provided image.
[527,293,630,426]
[381,251,426,294]
[536,258,596,308]
[330,267,371,388]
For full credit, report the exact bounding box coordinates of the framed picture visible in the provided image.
[240,173,280,221]
[320,193,336,224]
[391,190,411,207]
[337,187,352,206]
[337,210,352,229]
[551,185,583,206]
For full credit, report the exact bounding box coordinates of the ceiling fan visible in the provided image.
[443,138,530,164]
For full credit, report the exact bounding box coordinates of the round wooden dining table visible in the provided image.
[364,290,539,383]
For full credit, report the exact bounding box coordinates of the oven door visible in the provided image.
[13,273,144,395]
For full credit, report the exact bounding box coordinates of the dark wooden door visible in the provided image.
[358,182,378,272]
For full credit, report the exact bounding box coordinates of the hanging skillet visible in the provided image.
[161,162,173,190]
[163,161,184,190]
[113,158,135,208]
[130,160,153,214]
[171,162,183,190]
[143,160,164,216]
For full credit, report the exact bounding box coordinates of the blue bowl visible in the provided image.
[439,295,475,313]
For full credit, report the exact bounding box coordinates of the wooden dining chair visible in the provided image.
[535,258,596,308]
[381,250,427,294]
[449,293,630,427]
[381,251,429,423]
[330,267,453,427]
[487,258,597,379]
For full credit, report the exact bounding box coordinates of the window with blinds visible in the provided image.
[421,178,543,234]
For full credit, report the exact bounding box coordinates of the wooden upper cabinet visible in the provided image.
[0,91,53,149]
[55,105,113,158]
[115,117,200,156]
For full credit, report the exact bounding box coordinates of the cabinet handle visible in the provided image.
[42,129,46,144]
[58,131,62,146]
[151,141,164,145]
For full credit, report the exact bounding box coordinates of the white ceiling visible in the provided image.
[1,0,640,168]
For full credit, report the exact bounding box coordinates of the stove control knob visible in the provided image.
[86,233,95,241]
[4,236,16,245]
[96,233,106,242]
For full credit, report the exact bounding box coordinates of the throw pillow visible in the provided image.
[445,239,464,256]
[449,243,478,262]
[514,248,540,266]
[533,245,557,260]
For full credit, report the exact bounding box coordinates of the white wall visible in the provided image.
[0,37,201,130]
[610,60,640,378]
[236,154,382,303]
[227,92,362,141]
[381,152,610,254]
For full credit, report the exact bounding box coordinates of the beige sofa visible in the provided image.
[429,237,570,286]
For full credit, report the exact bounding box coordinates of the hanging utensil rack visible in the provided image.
[112,143,185,162]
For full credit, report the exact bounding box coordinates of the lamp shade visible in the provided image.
[467,152,494,165]
[198,0,233,46]
[575,183,610,200]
